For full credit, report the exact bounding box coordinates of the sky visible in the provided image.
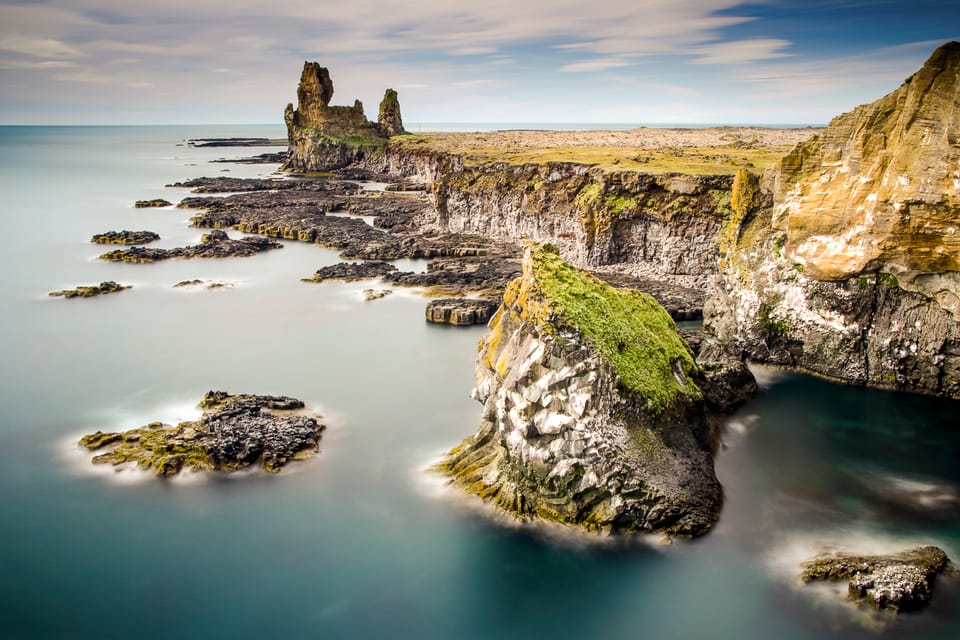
[0,0,957,125]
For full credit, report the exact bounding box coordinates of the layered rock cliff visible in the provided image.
[706,42,960,398]
[362,148,731,290]
[283,62,405,171]
[439,243,723,536]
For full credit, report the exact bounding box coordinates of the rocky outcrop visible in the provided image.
[378,89,404,137]
[303,260,398,283]
[358,149,732,290]
[425,298,499,325]
[99,230,282,263]
[79,391,324,476]
[439,243,724,536]
[173,279,233,289]
[134,199,171,208]
[49,281,131,298]
[706,42,960,398]
[282,63,404,172]
[800,546,951,612]
[168,176,360,194]
[90,230,160,245]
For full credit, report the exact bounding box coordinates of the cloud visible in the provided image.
[561,58,634,73]
[0,59,79,69]
[0,34,85,59]
[691,38,793,64]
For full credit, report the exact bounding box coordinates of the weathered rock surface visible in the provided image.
[49,281,131,298]
[303,260,398,283]
[99,230,282,263]
[90,230,160,245]
[377,88,405,137]
[439,243,725,536]
[282,63,404,172]
[359,150,733,290]
[169,176,360,195]
[134,199,172,208]
[425,298,499,325]
[79,391,324,476]
[800,546,951,612]
[705,42,960,398]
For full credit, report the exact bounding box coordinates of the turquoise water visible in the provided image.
[0,126,958,639]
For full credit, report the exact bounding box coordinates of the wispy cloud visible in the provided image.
[691,38,793,64]
[0,34,85,59]
[560,57,633,73]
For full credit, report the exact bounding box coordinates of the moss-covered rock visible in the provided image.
[79,391,325,476]
[438,242,722,537]
[49,281,131,298]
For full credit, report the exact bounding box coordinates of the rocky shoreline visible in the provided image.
[99,229,282,262]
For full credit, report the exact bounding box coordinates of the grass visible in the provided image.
[527,244,702,412]
[390,133,798,174]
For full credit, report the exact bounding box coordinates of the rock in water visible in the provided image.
[282,62,404,172]
[90,230,160,245]
[134,199,172,208]
[800,546,951,612]
[49,281,131,298]
[425,298,498,325]
[78,391,324,476]
[706,42,960,399]
[438,243,722,536]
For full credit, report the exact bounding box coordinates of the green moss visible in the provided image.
[758,304,791,336]
[574,183,602,208]
[603,194,639,214]
[877,272,900,288]
[527,244,701,412]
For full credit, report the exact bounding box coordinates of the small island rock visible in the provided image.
[49,281,131,298]
[79,391,325,476]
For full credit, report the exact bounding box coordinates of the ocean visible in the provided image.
[0,125,958,639]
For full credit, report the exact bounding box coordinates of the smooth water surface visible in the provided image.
[0,126,958,639]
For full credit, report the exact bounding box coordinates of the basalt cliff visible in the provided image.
[705,42,960,398]
[439,243,730,536]
[283,62,405,171]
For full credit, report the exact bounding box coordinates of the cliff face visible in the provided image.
[283,62,404,171]
[440,243,722,536]
[362,148,731,289]
[706,42,960,398]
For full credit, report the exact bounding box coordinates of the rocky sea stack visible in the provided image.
[283,62,404,172]
[707,42,960,399]
[439,243,723,536]
[79,391,325,476]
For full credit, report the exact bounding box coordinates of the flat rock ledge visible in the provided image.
[99,230,281,263]
[303,260,398,282]
[79,391,325,476]
[800,546,951,612]
[173,279,233,289]
[134,199,172,208]
[425,298,498,325]
[49,281,131,298]
[90,230,160,245]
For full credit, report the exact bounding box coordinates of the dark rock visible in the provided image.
[79,391,324,476]
[210,152,288,164]
[695,340,759,415]
[168,176,360,195]
[800,546,951,612]
[425,298,499,325]
[594,271,704,320]
[90,230,160,245]
[377,88,405,137]
[134,199,172,208]
[99,230,282,263]
[187,138,283,147]
[302,260,398,283]
[49,281,131,298]
[173,279,232,289]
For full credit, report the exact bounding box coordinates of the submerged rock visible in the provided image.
[438,243,728,536]
[99,230,282,263]
[90,230,160,245]
[800,546,951,612]
[79,391,325,476]
[363,288,392,301]
[172,279,233,290]
[49,281,131,298]
[425,298,498,325]
[134,199,172,208]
